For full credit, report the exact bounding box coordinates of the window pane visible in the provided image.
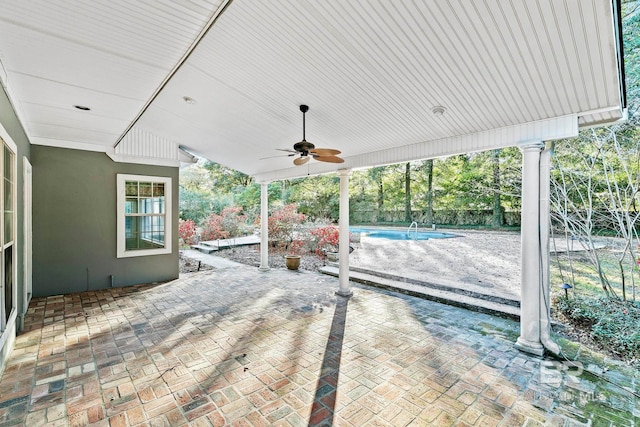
[153,183,164,197]
[125,216,165,251]
[151,197,163,214]
[4,178,12,245]
[4,146,13,181]
[5,245,12,322]
[137,198,148,214]
[4,178,11,209]
[139,182,152,197]
[125,181,138,196]
[125,216,134,238]
[125,198,138,214]
[4,212,11,243]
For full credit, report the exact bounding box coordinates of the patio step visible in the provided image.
[191,235,262,254]
[191,244,219,254]
[319,266,520,321]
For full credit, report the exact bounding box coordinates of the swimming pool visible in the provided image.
[350,228,457,241]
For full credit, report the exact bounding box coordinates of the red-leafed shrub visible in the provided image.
[257,204,306,253]
[178,219,197,247]
[201,206,247,241]
[310,225,340,256]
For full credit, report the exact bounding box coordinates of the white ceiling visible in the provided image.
[0,0,625,180]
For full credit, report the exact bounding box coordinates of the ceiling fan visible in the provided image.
[273,105,344,166]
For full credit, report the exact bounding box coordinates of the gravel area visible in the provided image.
[182,228,523,301]
[179,251,215,273]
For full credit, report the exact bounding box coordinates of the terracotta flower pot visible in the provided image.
[285,255,301,270]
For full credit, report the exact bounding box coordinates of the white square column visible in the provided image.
[259,181,270,271]
[515,141,545,356]
[336,169,353,297]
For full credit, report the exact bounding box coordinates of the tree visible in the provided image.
[549,0,640,300]
[404,162,412,223]
[368,167,385,222]
[203,161,253,193]
[425,159,434,226]
[492,149,503,227]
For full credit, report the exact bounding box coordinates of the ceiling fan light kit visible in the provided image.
[270,104,344,166]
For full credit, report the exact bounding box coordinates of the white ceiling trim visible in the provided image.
[254,114,579,183]
[106,127,181,167]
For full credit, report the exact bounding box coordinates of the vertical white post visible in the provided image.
[336,169,352,297]
[539,144,560,354]
[259,181,270,271]
[516,141,545,356]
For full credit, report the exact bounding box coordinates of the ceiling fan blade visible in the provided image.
[259,153,296,160]
[310,148,341,156]
[293,156,310,166]
[314,155,344,163]
[276,148,298,154]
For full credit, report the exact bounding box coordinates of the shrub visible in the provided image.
[262,204,306,252]
[178,219,197,247]
[556,296,640,361]
[201,206,247,241]
[310,225,340,256]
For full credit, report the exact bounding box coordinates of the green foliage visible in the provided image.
[179,186,215,223]
[203,161,252,192]
[557,296,640,361]
[288,175,340,219]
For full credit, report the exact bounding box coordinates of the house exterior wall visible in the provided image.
[32,145,179,297]
[0,84,31,375]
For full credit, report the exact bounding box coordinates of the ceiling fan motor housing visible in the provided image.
[293,140,315,154]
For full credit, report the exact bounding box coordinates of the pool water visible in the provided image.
[350,228,457,241]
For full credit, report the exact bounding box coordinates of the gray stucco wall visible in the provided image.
[32,146,179,297]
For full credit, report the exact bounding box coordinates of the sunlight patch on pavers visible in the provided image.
[0,265,637,426]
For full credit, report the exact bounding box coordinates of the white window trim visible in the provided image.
[0,122,17,338]
[117,174,172,258]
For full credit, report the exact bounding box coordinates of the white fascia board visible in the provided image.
[30,137,110,153]
[106,151,181,167]
[30,137,180,167]
[253,114,579,182]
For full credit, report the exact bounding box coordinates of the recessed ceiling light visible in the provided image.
[183,96,196,105]
[432,106,446,116]
[74,105,91,111]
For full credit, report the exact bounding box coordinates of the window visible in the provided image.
[0,135,16,334]
[117,174,172,258]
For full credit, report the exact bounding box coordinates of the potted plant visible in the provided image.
[284,239,304,270]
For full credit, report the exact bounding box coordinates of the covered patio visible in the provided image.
[2,263,638,426]
[0,0,630,424]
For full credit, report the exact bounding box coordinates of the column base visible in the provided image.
[258,266,270,272]
[335,290,353,298]
[515,337,545,356]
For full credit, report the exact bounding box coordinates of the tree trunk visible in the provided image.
[405,162,412,223]
[492,149,502,227]
[425,159,434,226]
[369,167,384,223]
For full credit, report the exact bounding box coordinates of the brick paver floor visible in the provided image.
[0,263,638,426]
